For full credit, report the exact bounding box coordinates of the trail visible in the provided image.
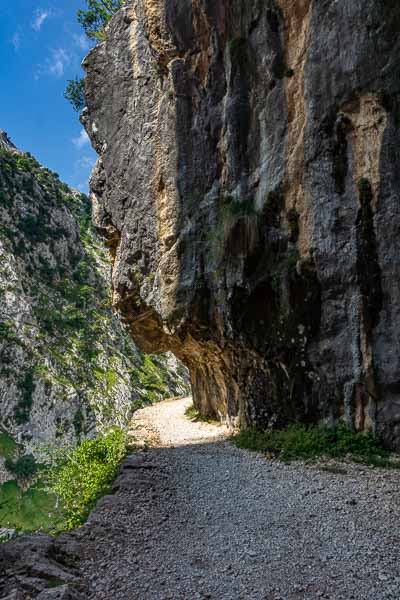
[79,397,400,600]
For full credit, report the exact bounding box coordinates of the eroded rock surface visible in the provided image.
[83,1,400,446]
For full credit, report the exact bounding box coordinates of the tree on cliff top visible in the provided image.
[65,1,124,111]
[78,0,125,41]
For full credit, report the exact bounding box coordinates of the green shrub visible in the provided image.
[64,78,86,112]
[233,424,392,466]
[17,215,47,243]
[17,210,66,243]
[0,321,17,341]
[15,153,40,172]
[46,578,66,589]
[72,262,90,285]
[38,257,56,282]
[47,428,128,529]
[5,454,38,479]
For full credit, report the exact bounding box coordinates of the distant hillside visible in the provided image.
[0,130,189,485]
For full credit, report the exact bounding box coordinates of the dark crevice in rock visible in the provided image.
[267,4,285,81]
[379,92,400,128]
[263,188,283,229]
[266,7,280,34]
[356,178,383,334]
[332,114,352,195]
[227,38,252,181]
[286,208,300,244]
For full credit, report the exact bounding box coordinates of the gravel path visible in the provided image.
[79,397,400,600]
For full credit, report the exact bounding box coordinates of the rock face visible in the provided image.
[0,533,85,598]
[0,133,189,476]
[82,1,400,447]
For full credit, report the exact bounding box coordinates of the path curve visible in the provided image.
[128,396,229,447]
[80,397,400,600]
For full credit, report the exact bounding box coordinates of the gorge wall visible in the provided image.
[0,130,189,482]
[82,0,400,447]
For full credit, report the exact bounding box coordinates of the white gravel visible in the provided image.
[78,397,400,600]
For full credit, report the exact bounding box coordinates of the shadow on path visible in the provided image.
[2,399,400,600]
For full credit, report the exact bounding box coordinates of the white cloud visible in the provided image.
[47,48,71,77]
[73,34,91,51]
[11,32,20,51]
[36,47,73,79]
[77,155,96,169]
[72,129,90,149]
[32,9,50,32]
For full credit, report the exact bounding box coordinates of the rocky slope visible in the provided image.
[82,0,400,447]
[0,129,189,482]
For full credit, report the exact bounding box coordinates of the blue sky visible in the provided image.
[0,1,97,192]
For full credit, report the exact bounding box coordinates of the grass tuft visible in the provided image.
[232,424,398,467]
[184,405,220,425]
[45,577,66,589]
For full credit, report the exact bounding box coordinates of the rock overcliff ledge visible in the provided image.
[82,0,400,447]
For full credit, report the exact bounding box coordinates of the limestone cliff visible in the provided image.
[82,1,400,447]
[0,131,189,480]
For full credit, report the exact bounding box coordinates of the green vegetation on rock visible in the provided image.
[0,432,18,461]
[233,424,396,467]
[5,454,38,479]
[65,1,125,111]
[0,480,59,533]
[130,354,174,408]
[208,196,259,264]
[14,369,35,425]
[46,428,129,530]
[0,429,130,534]
[0,321,18,342]
[78,0,125,41]
[0,140,189,535]
[0,142,185,437]
[185,404,220,425]
[64,77,86,112]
